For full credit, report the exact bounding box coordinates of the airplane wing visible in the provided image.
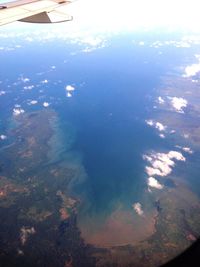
[0,0,75,26]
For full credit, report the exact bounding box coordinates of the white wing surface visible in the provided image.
[0,0,74,26]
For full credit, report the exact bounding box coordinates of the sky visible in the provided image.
[1,0,200,34]
[57,0,200,33]
[65,0,200,32]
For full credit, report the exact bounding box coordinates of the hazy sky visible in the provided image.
[1,0,200,33]
[63,0,200,32]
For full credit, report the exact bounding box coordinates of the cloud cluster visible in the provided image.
[168,97,188,113]
[81,36,104,47]
[23,85,34,90]
[20,226,36,245]
[132,202,144,216]
[0,43,22,52]
[176,145,193,154]
[144,150,186,177]
[149,40,193,49]
[1,26,107,55]
[13,108,25,116]
[155,95,188,114]
[20,77,30,83]
[145,120,166,131]
[80,37,106,53]
[182,147,193,154]
[65,85,75,98]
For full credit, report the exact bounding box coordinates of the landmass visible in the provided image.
[0,110,94,267]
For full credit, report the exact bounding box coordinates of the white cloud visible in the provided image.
[25,37,33,42]
[144,151,185,177]
[168,151,186,161]
[66,92,72,98]
[152,160,172,176]
[0,135,7,140]
[74,36,107,53]
[150,40,193,49]
[132,202,144,216]
[23,85,34,90]
[81,36,104,46]
[14,104,21,108]
[81,43,106,53]
[20,226,36,245]
[157,96,165,104]
[192,79,198,83]
[28,100,38,105]
[139,41,145,46]
[142,155,152,162]
[65,85,75,97]
[0,46,15,51]
[145,166,164,177]
[41,79,48,84]
[43,102,50,107]
[184,63,200,77]
[155,122,166,131]
[20,77,30,83]
[13,108,25,116]
[148,177,163,189]
[65,85,75,91]
[145,120,154,127]
[159,133,165,139]
[169,97,188,113]
[183,56,200,77]
[0,90,6,96]
[176,42,191,48]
